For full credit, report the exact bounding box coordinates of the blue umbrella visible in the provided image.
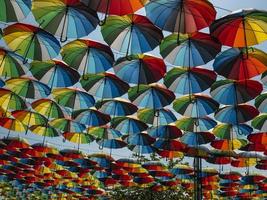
[180,132,215,147]
[148,125,182,139]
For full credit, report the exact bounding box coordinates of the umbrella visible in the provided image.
[0,48,27,78]
[248,133,267,144]
[30,125,60,138]
[49,118,86,133]
[0,0,31,22]
[61,39,114,76]
[261,71,267,85]
[153,139,185,151]
[97,138,127,149]
[160,32,221,66]
[213,47,267,80]
[211,79,263,105]
[114,54,166,86]
[101,14,163,56]
[211,139,248,150]
[80,73,129,99]
[89,126,122,140]
[30,60,80,88]
[173,94,219,117]
[164,67,217,94]
[252,114,267,131]
[62,132,94,150]
[111,116,147,135]
[128,83,175,109]
[255,93,267,113]
[215,105,259,125]
[137,108,177,126]
[72,108,110,126]
[210,9,267,47]
[148,125,182,139]
[0,117,27,137]
[3,23,61,63]
[127,132,155,146]
[95,98,137,117]
[145,0,216,33]
[175,117,217,132]
[5,77,51,99]
[180,132,215,147]
[32,0,99,42]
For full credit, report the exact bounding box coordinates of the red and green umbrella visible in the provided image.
[255,93,267,113]
[101,14,163,56]
[145,0,216,33]
[32,0,99,42]
[61,39,114,76]
[160,32,221,66]
[211,79,263,105]
[213,47,267,80]
[80,73,129,99]
[30,60,80,88]
[3,23,61,63]
[128,83,175,109]
[0,0,31,22]
[52,87,95,110]
[173,94,219,117]
[175,117,217,132]
[252,114,267,131]
[114,54,166,86]
[210,9,267,47]
[164,67,217,94]
[5,77,51,99]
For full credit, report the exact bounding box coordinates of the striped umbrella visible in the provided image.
[252,114,267,131]
[175,117,217,132]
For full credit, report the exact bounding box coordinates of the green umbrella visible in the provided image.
[252,114,267,131]
[175,117,217,132]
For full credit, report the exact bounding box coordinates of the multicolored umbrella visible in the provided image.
[97,138,127,149]
[3,23,61,63]
[211,139,248,150]
[114,54,166,86]
[180,132,215,147]
[173,94,219,117]
[164,67,217,94]
[49,118,86,133]
[52,87,95,110]
[30,125,60,138]
[62,132,94,148]
[0,117,27,136]
[101,14,163,55]
[255,93,267,113]
[61,39,114,76]
[0,0,31,22]
[145,0,216,33]
[5,77,51,99]
[148,125,182,139]
[32,0,99,42]
[0,88,26,113]
[30,60,80,88]
[252,114,267,131]
[175,117,217,132]
[261,71,267,85]
[128,83,175,109]
[248,133,267,144]
[160,32,221,66]
[213,47,267,80]
[210,9,267,47]
[154,139,185,151]
[127,132,155,146]
[80,73,129,99]
[215,105,259,125]
[210,79,263,105]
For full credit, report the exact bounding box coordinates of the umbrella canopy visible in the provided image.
[80,73,129,99]
[145,0,216,33]
[160,32,221,66]
[32,0,99,42]
[61,39,114,76]
[128,83,175,109]
[148,125,182,139]
[248,132,267,144]
[63,132,94,144]
[11,110,48,127]
[5,77,51,99]
[89,126,123,140]
[97,138,127,149]
[30,125,60,137]
[114,54,166,85]
[0,117,27,133]
[52,87,95,110]
[101,14,163,55]
[252,114,267,131]
[49,118,86,133]
[255,93,267,113]
[30,60,80,88]
[0,88,26,112]
[210,9,267,47]
[154,139,185,151]
[3,23,61,63]
[180,132,215,147]
[175,117,217,132]
[127,132,155,146]
[213,47,267,80]
[211,139,248,150]
[164,67,217,94]
[0,0,31,22]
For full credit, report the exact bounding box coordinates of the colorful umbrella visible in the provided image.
[61,39,114,76]
[101,14,163,55]
[30,60,80,88]
[255,93,267,113]
[72,108,110,126]
[5,77,51,99]
[0,0,31,22]
[49,118,86,133]
[137,108,177,126]
[180,132,215,147]
[211,79,263,105]
[175,117,217,132]
[0,117,27,136]
[3,23,61,63]
[215,105,259,125]
[114,54,166,86]
[261,71,267,85]
[80,73,129,99]
[128,83,175,109]
[153,139,185,151]
[148,125,182,139]
[30,125,60,138]
[252,114,267,131]
[95,98,137,117]
[210,9,267,47]
[32,0,99,42]
[173,94,219,117]
[164,67,217,95]
[248,133,267,144]
[160,32,221,66]
[97,138,127,149]
[62,132,94,149]
[52,87,95,110]
[213,47,267,80]
[0,88,26,113]
[127,132,155,146]
[145,0,216,33]
[89,126,123,140]
[211,139,248,150]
